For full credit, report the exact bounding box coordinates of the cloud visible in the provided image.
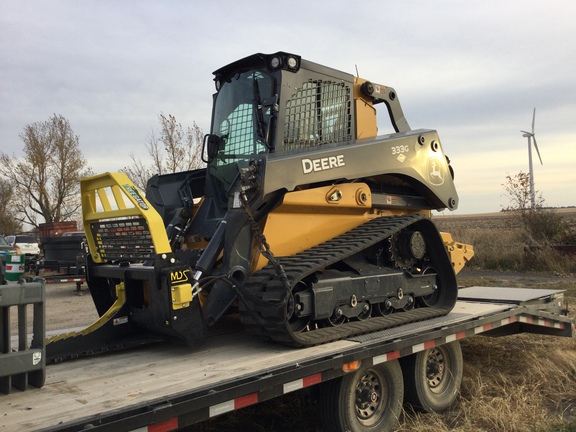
[1,0,575,216]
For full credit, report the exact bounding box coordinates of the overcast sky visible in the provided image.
[1,1,575,215]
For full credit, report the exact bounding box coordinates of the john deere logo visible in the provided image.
[427,158,444,186]
[302,154,346,174]
[123,184,149,210]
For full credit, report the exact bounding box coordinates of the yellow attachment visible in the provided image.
[46,282,127,343]
[441,232,475,274]
[354,77,378,139]
[80,172,172,263]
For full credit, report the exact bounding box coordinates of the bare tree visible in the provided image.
[121,113,204,190]
[502,171,543,216]
[502,171,565,243]
[0,114,93,229]
[0,178,22,234]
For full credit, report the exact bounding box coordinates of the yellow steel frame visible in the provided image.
[80,172,172,263]
[440,232,475,274]
[254,182,425,271]
[354,77,378,139]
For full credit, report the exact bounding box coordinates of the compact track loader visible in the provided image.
[46,52,473,361]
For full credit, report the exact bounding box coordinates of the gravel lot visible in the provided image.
[7,279,97,335]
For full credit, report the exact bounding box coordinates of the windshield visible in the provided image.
[0,236,8,246]
[211,70,275,164]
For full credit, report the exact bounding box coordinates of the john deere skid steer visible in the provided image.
[47,52,473,362]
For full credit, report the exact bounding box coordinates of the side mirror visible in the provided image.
[202,134,223,163]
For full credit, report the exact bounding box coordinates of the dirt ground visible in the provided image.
[42,281,99,331]
[7,279,98,335]
[457,267,576,287]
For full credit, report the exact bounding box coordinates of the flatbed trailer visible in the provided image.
[37,275,85,284]
[1,286,573,432]
[36,275,85,295]
[33,258,86,294]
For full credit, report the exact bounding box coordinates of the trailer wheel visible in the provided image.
[401,340,463,413]
[319,360,404,432]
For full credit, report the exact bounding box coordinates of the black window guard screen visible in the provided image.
[284,80,351,150]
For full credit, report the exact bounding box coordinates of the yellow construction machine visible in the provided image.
[47,52,473,361]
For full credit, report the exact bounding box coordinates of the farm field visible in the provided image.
[434,209,576,274]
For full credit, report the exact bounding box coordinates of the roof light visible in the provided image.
[287,56,298,69]
[270,56,281,69]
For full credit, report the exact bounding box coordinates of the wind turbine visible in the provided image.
[521,108,543,208]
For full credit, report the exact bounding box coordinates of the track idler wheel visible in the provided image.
[375,300,393,316]
[327,309,347,326]
[417,267,441,307]
[287,281,311,332]
[357,302,372,321]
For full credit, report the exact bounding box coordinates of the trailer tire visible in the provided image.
[319,360,404,432]
[401,340,463,413]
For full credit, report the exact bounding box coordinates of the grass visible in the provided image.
[398,336,576,432]
[433,210,576,273]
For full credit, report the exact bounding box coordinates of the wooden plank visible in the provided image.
[1,325,356,431]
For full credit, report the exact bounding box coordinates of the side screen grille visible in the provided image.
[90,218,154,262]
[284,80,352,150]
[218,103,254,159]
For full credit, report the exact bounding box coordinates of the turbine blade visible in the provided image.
[521,130,532,135]
[532,107,536,133]
[533,136,543,165]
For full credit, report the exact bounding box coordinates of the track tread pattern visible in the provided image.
[240,214,457,347]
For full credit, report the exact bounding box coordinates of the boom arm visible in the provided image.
[357,79,411,133]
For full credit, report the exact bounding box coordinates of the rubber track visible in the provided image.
[239,214,455,346]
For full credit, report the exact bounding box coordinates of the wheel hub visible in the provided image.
[355,374,382,419]
[426,349,446,388]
